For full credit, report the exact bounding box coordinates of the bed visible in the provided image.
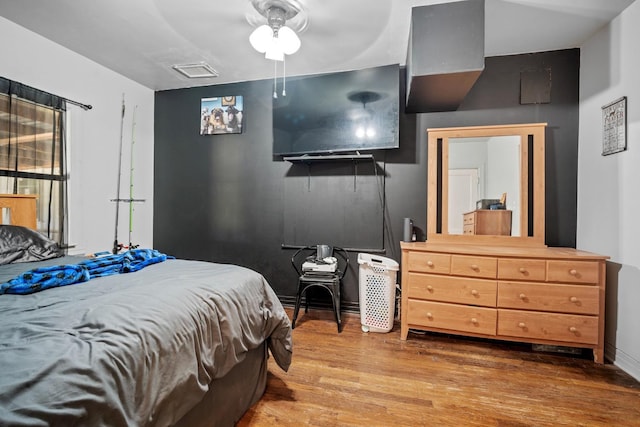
[0,194,293,426]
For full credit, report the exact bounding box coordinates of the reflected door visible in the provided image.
[448,169,478,235]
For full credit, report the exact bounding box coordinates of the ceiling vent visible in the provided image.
[172,62,219,79]
[405,0,485,113]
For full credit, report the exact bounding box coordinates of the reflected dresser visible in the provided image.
[463,209,512,236]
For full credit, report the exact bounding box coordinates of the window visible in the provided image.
[0,77,67,245]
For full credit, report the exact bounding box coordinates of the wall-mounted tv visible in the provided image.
[273,64,400,156]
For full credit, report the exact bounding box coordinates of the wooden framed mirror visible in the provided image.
[427,123,547,246]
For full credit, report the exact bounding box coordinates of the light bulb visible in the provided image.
[265,37,285,61]
[249,25,274,53]
[278,26,301,55]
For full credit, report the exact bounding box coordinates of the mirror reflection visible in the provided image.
[447,135,521,236]
[427,123,546,246]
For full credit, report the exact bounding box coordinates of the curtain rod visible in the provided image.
[66,98,93,110]
[1,76,92,110]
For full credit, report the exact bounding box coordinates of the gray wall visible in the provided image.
[154,49,579,309]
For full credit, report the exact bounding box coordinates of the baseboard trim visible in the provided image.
[606,341,640,382]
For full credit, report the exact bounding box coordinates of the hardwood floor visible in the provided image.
[239,308,640,427]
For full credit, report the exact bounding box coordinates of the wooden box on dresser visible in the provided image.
[400,242,609,363]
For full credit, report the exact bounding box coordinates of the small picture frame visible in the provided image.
[200,96,243,135]
[601,96,626,156]
[221,96,236,106]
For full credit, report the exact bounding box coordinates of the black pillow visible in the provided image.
[0,225,62,265]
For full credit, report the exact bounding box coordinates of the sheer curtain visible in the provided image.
[0,76,68,247]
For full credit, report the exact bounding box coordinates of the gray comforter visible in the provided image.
[0,257,292,426]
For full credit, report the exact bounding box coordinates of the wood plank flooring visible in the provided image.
[238,308,640,427]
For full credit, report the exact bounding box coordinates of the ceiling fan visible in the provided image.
[246,0,308,61]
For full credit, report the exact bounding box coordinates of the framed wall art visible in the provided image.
[200,96,243,135]
[601,96,626,156]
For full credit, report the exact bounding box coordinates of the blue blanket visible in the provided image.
[0,249,173,295]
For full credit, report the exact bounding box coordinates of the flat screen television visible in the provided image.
[272,64,400,156]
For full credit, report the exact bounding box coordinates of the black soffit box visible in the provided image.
[272,64,400,156]
[405,0,485,113]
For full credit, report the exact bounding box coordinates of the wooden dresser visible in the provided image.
[400,242,608,363]
[463,209,512,235]
[0,194,37,229]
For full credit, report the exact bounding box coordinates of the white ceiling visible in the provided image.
[0,0,634,91]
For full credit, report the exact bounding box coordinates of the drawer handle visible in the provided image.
[470,264,479,271]
[426,285,434,292]
[570,296,578,303]
[569,326,577,333]
[471,317,478,324]
[426,312,433,319]
[518,322,526,328]
[427,261,434,267]
[569,269,578,276]
[519,293,527,300]
[519,267,527,274]
[471,289,479,296]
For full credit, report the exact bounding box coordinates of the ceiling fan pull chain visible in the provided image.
[273,59,278,99]
[282,56,287,97]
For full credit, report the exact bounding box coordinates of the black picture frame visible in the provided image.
[602,96,627,156]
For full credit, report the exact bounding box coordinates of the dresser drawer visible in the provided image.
[463,212,475,225]
[407,299,497,336]
[407,251,451,274]
[547,260,600,284]
[497,309,598,345]
[497,282,599,315]
[497,258,546,281]
[407,273,496,307]
[463,224,475,235]
[451,255,497,279]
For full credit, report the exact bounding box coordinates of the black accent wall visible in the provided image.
[154,48,580,310]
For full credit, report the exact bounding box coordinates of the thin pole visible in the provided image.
[128,105,138,248]
[113,94,125,254]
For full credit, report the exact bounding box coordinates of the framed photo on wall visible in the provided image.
[601,96,626,156]
[200,96,243,135]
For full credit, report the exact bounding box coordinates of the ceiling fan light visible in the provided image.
[265,39,285,61]
[249,25,273,53]
[278,26,301,55]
